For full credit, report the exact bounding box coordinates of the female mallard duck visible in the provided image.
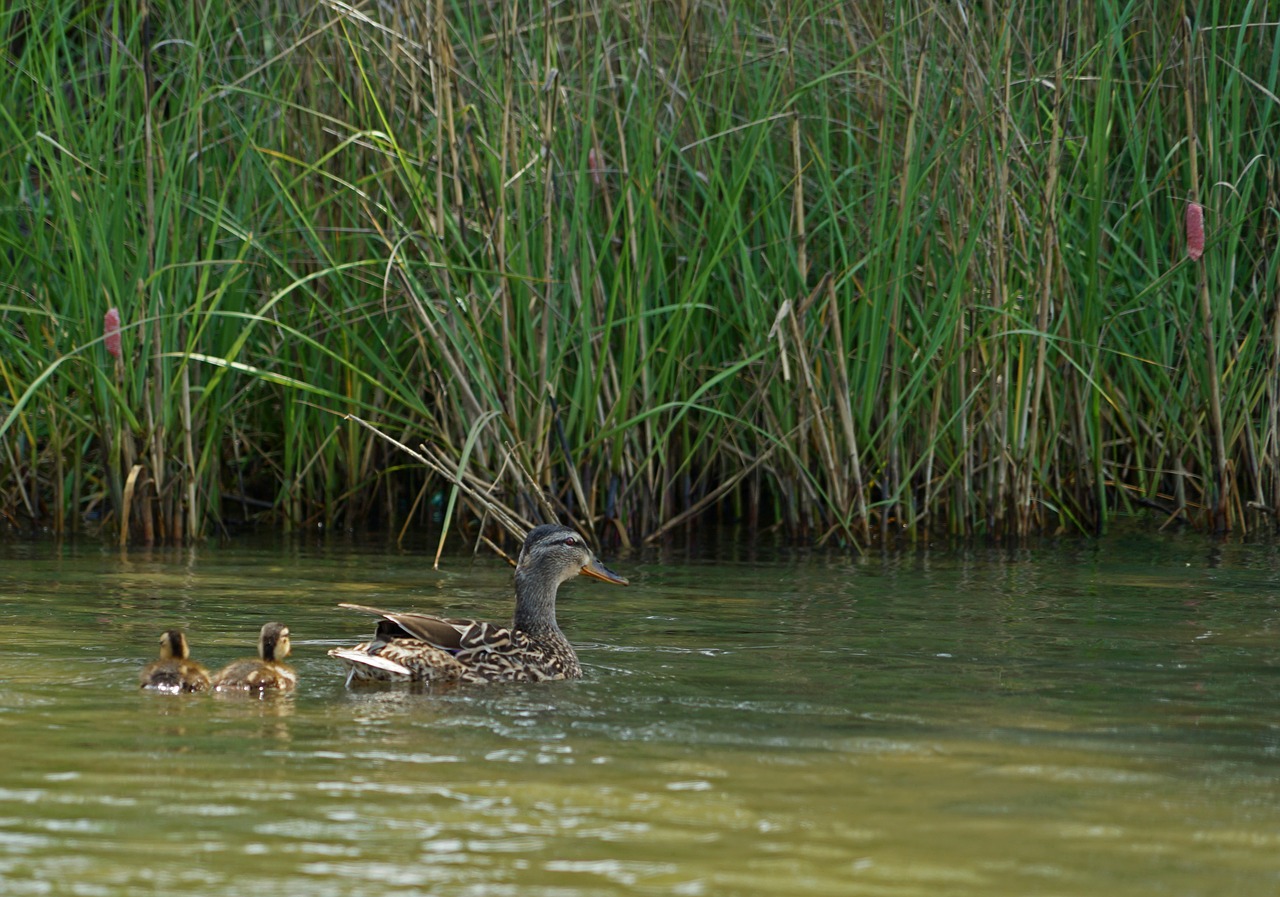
[139,629,210,693]
[329,523,628,685]
[211,622,297,691]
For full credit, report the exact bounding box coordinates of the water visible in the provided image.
[1,532,1278,896]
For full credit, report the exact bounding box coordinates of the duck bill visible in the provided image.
[579,557,629,586]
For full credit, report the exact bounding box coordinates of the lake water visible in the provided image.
[1,530,1277,896]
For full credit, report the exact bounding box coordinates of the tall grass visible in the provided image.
[2,1,1278,545]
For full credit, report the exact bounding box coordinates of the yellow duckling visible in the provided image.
[139,629,211,693]
[211,622,297,692]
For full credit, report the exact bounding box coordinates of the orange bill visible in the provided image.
[579,557,629,585]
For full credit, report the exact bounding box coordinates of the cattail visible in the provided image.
[587,147,605,190]
[104,307,122,359]
[1186,202,1205,261]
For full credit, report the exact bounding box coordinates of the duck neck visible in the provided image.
[512,565,563,638]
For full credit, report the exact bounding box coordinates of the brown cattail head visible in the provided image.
[587,147,606,190]
[104,307,122,359]
[1186,202,1205,262]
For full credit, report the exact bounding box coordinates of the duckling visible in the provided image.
[139,629,211,693]
[211,622,297,691]
[329,523,628,685]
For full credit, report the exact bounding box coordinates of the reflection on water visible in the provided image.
[0,531,1278,896]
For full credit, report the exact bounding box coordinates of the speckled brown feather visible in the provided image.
[333,620,579,685]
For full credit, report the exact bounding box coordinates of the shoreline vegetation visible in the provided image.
[2,2,1278,546]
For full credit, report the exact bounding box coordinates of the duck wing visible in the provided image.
[339,602,474,651]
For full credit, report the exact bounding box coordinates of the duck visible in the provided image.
[211,622,298,691]
[139,629,211,693]
[329,523,629,685]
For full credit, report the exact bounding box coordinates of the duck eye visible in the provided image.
[563,536,579,547]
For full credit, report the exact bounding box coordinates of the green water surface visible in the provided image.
[1,532,1277,896]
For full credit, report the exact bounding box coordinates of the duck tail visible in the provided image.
[327,646,413,678]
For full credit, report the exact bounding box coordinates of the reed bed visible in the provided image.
[2,1,1278,545]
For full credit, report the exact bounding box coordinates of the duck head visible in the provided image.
[258,622,292,663]
[517,523,629,587]
[158,629,191,661]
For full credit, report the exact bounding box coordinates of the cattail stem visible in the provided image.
[1183,18,1229,531]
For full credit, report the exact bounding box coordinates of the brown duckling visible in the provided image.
[329,523,628,685]
[139,629,211,693]
[211,622,297,692]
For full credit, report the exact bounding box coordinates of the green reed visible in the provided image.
[2,1,1278,545]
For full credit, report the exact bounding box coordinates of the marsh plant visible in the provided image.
[2,1,1278,545]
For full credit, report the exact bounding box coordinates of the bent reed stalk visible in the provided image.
[2,1,1278,545]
